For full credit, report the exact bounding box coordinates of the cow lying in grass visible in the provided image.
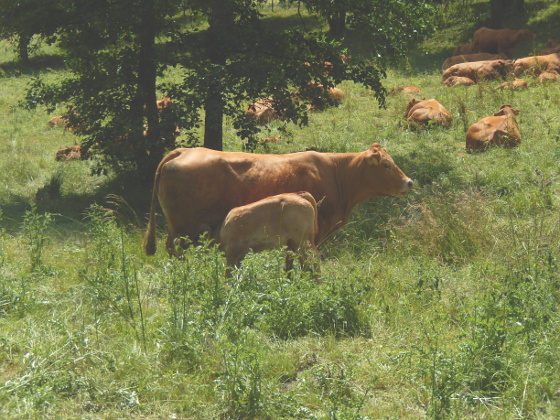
[442,59,513,83]
[513,53,560,76]
[494,79,528,90]
[442,53,505,70]
[442,76,475,87]
[217,192,319,276]
[466,104,521,151]
[404,98,453,128]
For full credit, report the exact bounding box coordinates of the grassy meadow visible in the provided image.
[1,1,560,418]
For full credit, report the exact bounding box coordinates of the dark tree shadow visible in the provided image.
[0,168,157,237]
[0,54,66,77]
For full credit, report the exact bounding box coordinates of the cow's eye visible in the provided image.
[383,162,391,169]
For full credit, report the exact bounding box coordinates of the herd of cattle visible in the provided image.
[396,27,558,151]
[47,26,558,275]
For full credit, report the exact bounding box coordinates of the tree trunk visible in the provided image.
[203,0,234,151]
[490,0,509,28]
[203,89,224,151]
[137,0,161,176]
[328,10,346,38]
[18,33,30,63]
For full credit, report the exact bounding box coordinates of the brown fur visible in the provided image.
[55,145,90,161]
[389,85,422,96]
[442,76,475,87]
[218,192,319,273]
[513,53,560,76]
[442,59,513,82]
[452,43,474,56]
[403,98,453,128]
[442,53,506,70]
[473,27,535,55]
[156,96,173,109]
[494,79,529,90]
[246,98,283,124]
[538,71,559,83]
[466,105,521,151]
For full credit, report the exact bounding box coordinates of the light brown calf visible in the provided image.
[538,71,559,83]
[217,192,319,274]
[389,85,422,96]
[246,98,283,124]
[442,76,475,87]
[466,105,521,151]
[494,79,529,90]
[55,145,90,161]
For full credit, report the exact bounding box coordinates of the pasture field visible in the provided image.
[1,1,560,418]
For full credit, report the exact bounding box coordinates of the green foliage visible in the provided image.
[0,0,66,61]
[80,205,147,347]
[22,203,52,272]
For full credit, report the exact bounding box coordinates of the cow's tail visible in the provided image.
[144,149,182,256]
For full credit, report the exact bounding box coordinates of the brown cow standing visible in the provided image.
[473,27,536,56]
[466,105,521,151]
[442,59,513,82]
[218,192,319,274]
[404,98,453,128]
[144,144,413,256]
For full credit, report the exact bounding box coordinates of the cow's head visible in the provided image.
[403,97,424,118]
[494,59,514,78]
[494,104,520,117]
[362,143,413,197]
[518,28,536,42]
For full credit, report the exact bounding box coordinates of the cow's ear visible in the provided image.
[365,148,382,165]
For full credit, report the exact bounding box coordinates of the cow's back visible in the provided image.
[466,115,520,150]
[474,27,534,54]
[157,148,330,242]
